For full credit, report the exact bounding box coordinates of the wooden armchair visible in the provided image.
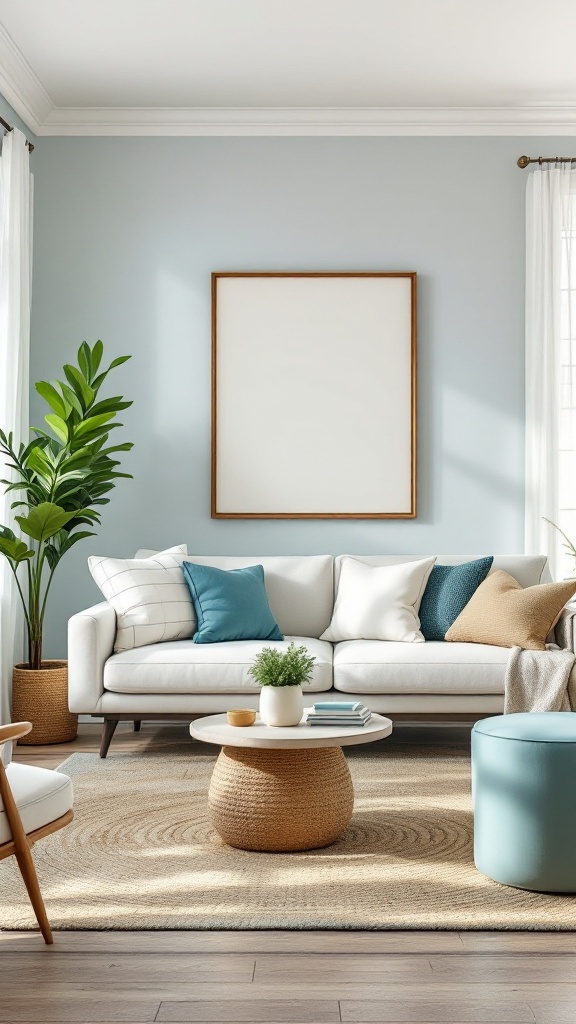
[0,722,74,943]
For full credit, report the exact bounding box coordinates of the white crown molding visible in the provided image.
[0,21,53,134]
[0,16,575,139]
[37,104,576,136]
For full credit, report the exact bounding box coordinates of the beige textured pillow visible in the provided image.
[444,569,576,650]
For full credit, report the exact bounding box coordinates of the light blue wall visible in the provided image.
[27,134,555,654]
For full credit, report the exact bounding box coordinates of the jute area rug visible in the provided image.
[1,742,576,931]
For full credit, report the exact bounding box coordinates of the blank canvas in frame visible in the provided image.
[212,272,416,518]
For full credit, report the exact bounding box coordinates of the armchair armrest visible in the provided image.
[555,601,576,653]
[67,602,116,713]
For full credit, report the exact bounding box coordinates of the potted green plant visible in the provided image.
[0,340,133,744]
[249,642,315,727]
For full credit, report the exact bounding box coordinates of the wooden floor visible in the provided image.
[2,722,576,1024]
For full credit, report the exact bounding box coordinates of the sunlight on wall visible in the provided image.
[153,267,205,438]
[441,385,523,546]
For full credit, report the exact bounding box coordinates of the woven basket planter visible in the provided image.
[11,661,77,745]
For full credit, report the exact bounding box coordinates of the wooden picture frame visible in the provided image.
[212,271,417,519]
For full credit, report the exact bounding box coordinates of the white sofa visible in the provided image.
[68,552,560,757]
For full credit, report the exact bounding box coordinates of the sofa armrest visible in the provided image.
[67,602,116,713]
[555,601,576,653]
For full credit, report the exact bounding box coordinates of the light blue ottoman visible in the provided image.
[472,713,576,892]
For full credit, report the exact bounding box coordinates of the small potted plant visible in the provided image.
[0,341,133,744]
[249,642,315,727]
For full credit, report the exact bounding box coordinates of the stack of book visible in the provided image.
[305,701,372,727]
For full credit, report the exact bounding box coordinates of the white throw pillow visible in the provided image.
[88,544,195,652]
[321,556,437,643]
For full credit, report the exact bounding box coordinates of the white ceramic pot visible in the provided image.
[259,684,303,727]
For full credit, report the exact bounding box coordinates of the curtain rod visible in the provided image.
[518,155,576,168]
[0,116,34,153]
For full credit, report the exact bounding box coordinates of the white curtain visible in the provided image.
[0,127,32,760]
[525,164,574,578]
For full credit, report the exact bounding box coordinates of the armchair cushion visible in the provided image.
[0,764,73,845]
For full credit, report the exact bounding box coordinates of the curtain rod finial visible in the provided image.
[518,155,530,169]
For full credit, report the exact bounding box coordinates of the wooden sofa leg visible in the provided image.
[133,720,141,733]
[99,719,119,758]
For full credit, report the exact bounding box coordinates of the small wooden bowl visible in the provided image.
[226,709,256,727]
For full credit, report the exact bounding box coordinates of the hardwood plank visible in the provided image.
[0,997,160,1022]
[340,1000,535,1022]
[530,1004,576,1023]
[10,982,575,1001]
[0,952,255,986]
[254,953,432,982]
[430,954,576,982]
[0,929,465,953]
[458,932,576,952]
[157,1002,340,1022]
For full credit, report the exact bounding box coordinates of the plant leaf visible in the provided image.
[90,370,108,393]
[35,381,67,418]
[63,364,95,410]
[15,502,81,543]
[0,531,34,564]
[59,530,96,554]
[109,355,131,370]
[90,340,104,377]
[73,411,116,438]
[77,341,92,381]
[88,397,132,417]
[44,414,69,443]
[58,382,83,417]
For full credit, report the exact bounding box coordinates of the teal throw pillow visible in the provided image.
[419,556,494,641]
[181,562,283,644]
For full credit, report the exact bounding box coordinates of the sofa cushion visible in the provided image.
[182,562,283,644]
[445,570,576,650]
[88,545,193,652]
[136,553,334,640]
[321,555,436,643]
[419,556,494,641]
[332,639,510,694]
[103,636,333,694]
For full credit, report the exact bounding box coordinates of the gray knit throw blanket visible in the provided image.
[504,613,576,713]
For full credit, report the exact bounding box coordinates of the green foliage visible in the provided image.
[0,340,133,669]
[249,642,316,688]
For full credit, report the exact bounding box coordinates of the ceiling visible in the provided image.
[0,0,575,136]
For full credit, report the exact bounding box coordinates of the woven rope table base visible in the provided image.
[208,744,354,852]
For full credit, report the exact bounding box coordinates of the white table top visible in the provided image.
[190,711,393,750]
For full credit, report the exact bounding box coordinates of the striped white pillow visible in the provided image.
[88,545,195,652]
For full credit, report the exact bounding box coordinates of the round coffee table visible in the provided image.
[190,712,393,852]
